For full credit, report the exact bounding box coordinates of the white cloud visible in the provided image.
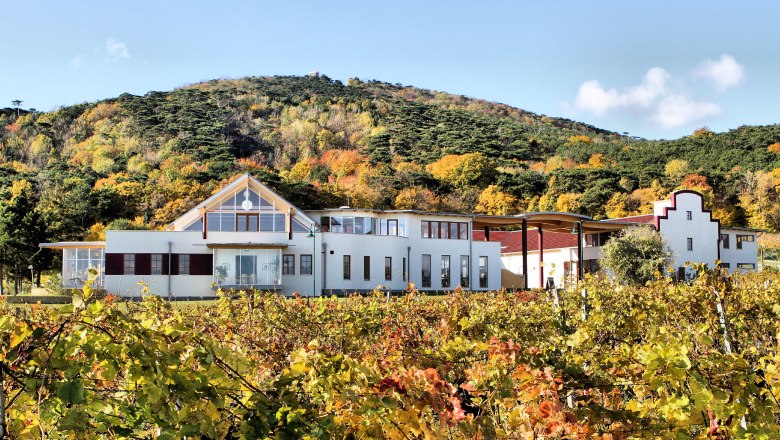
[569,58,739,131]
[70,55,84,68]
[651,95,721,129]
[692,54,744,91]
[104,38,130,62]
[574,67,670,116]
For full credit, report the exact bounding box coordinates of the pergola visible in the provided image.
[473,212,630,290]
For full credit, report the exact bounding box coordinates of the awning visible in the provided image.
[39,241,106,250]
[206,243,289,249]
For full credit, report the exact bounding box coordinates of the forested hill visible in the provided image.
[1,75,780,256]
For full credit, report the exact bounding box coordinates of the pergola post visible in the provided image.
[577,221,584,282]
[522,219,528,290]
[538,226,544,289]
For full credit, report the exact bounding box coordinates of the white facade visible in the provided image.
[44,174,501,298]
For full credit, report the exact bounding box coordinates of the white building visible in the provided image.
[41,173,501,298]
[41,180,759,297]
[481,190,760,289]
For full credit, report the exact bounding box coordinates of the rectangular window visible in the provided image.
[720,234,730,249]
[720,262,730,269]
[387,219,398,236]
[363,256,371,281]
[151,254,163,275]
[343,255,351,280]
[283,255,295,275]
[441,255,451,288]
[343,216,354,234]
[687,238,693,251]
[385,257,392,281]
[300,254,313,275]
[421,254,431,288]
[380,219,387,235]
[430,222,439,239]
[123,254,135,275]
[449,223,458,240]
[422,221,430,238]
[440,222,449,239]
[178,254,190,275]
[460,256,469,287]
[738,263,756,269]
[686,211,692,220]
[736,234,754,249]
[236,213,259,232]
[479,256,488,288]
[459,223,468,240]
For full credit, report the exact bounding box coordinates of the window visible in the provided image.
[283,255,295,275]
[421,221,430,238]
[430,222,439,239]
[449,223,458,240]
[151,254,163,275]
[178,254,190,275]
[421,254,431,288]
[440,222,449,239]
[123,254,135,275]
[387,219,398,236]
[441,255,451,288]
[479,256,488,288]
[687,238,693,251]
[300,255,313,275]
[236,213,258,232]
[363,256,371,281]
[686,211,692,220]
[343,255,351,280]
[720,234,730,249]
[720,262,730,269]
[738,263,756,269]
[460,256,469,287]
[459,223,468,240]
[385,257,392,281]
[736,234,755,249]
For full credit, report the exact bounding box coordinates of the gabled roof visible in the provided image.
[168,173,316,231]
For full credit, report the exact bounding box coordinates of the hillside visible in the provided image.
[0,75,779,274]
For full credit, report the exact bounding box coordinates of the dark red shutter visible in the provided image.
[135,253,151,276]
[190,254,213,275]
[162,254,170,275]
[105,253,124,275]
[170,254,180,275]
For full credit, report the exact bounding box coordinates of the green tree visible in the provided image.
[599,227,673,285]
[0,180,48,294]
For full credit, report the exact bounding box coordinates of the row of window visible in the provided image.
[107,253,212,276]
[340,256,408,282]
[281,255,313,275]
[186,212,309,233]
[320,216,408,237]
[421,221,469,240]
[420,255,488,289]
[719,234,755,249]
[719,262,756,269]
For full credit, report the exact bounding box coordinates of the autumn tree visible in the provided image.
[600,227,673,285]
[426,153,494,189]
[475,185,518,215]
[394,187,438,211]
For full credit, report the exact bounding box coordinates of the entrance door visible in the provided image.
[235,254,257,285]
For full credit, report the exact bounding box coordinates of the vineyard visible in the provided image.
[1,268,780,438]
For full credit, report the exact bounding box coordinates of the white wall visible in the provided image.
[656,192,719,276]
[104,212,504,297]
[719,229,758,272]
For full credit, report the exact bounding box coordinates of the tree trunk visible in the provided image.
[0,261,4,296]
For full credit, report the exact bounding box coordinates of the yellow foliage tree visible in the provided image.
[555,193,581,213]
[664,159,690,183]
[426,153,493,188]
[604,193,629,218]
[475,185,519,215]
[394,187,438,211]
[768,143,780,155]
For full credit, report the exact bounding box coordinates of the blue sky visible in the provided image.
[2,1,777,140]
